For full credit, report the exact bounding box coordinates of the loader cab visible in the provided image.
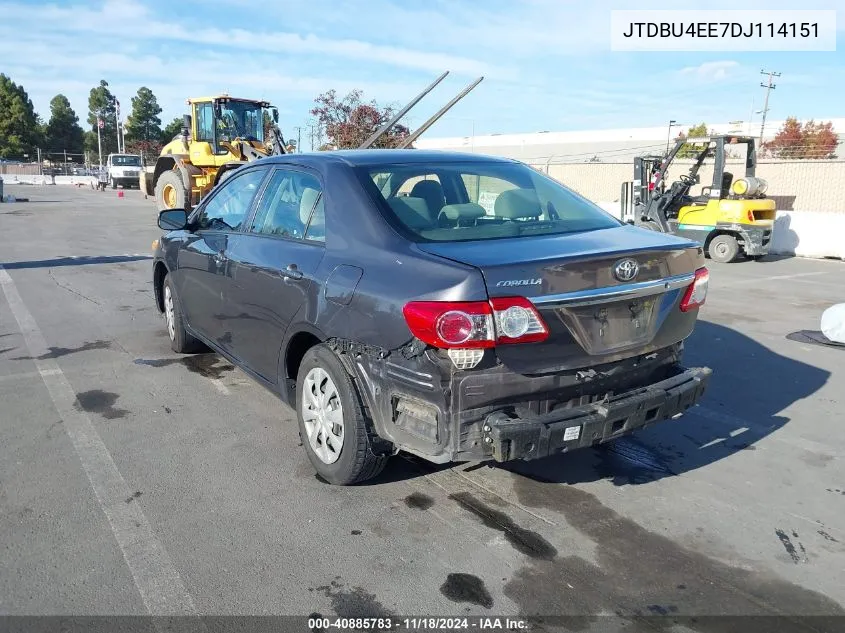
[188,96,271,160]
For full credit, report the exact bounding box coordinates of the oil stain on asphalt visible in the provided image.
[404,492,434,510]
[133,354,234,380]
[775,529,808,564]
[449,492,557,561]
[13,340,112,361]
[73,390,128,420]
[440,573,494,609]
[311,577,394,621]
[496,470,845,629]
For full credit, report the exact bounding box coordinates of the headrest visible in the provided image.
[439,203,487,221]
[494,188,542,219]
[300,187,320,223]
[387,196,433,229]
[411,179,445,200]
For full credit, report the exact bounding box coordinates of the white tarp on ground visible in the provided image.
[821,304,845,344]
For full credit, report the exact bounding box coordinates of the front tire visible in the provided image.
[155,170,188,210]
[708,234,740,263]
[162,274,204,354]
[296,344,389,485]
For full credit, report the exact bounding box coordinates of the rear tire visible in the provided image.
[162,274,205,354]
[296,344,389,485]
[637,220,662,232]
[155,170,188,210]
[708,234,740,263]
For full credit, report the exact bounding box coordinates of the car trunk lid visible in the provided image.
[415,226,703,374]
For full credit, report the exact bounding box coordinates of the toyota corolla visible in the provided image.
[152,150,712,484]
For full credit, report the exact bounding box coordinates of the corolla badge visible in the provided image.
[496,278,542,287]
[613,258,639,282]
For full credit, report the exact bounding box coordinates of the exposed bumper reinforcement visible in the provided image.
[482,366,712,462]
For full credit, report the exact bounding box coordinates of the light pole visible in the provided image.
[666,119,678,154]
[759,69,781,146]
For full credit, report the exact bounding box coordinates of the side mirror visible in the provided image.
[272,108,279,123]
[158,209,189,231]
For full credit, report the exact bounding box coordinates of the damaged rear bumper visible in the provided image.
[343,339,712,465]
[481,366,711,462]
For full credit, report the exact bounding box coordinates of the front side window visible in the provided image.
[249,168,324,242]
[194,168,266,232]
[359,161,621,243]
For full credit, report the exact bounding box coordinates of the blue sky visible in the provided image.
[1,0,843,142]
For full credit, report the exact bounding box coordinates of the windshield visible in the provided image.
[110,155,141,167]
[358,161,621,243]
[217,100,264,143]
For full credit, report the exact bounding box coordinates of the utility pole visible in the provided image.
[293,126,302,153]
[114,97,122,153]
[97,117,103,167]
[758,69,780,145]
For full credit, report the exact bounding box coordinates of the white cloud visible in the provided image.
[0,0,496,77]
[679,61,741,81]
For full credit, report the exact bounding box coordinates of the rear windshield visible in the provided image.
[356,161,620,242]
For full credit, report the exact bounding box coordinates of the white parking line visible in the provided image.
[717,271,830,286]
[689,405,837,457]
[0,265,205,628]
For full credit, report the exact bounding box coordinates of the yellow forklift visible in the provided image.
[620,135,776,263]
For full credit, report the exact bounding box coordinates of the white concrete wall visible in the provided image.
[1,175,99,187]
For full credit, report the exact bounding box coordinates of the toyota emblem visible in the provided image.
[613,258,639,282]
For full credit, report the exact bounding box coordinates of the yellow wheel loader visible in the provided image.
[140,96,292,211]
[620,135,776,263]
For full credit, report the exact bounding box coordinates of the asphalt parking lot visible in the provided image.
[1,185,844,631]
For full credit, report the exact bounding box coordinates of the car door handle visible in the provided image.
[279,264,303,280]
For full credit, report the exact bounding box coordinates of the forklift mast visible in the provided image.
[622,134,759,231]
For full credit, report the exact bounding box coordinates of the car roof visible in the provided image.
[256,149,520,168]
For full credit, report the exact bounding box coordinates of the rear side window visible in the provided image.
[359,161,620,243]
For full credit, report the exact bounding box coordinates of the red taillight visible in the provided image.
[680,267,709,312]
[403,297,549,349]
[403,301,494,349]
[747,210,755,223]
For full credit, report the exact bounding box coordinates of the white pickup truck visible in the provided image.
[106,153,143,189]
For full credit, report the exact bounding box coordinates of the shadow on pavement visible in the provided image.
[498,320,831,486]
[1,255,153,270]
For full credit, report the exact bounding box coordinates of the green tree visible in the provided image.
[675,122,710,158]
[86,79,119,156]
[125,86,162,143]
[0,74,42,160]
[45,94,84,156]
[161,117,184,143]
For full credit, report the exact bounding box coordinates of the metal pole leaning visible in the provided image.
[398,76,484,150]
[359,71,450,149]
